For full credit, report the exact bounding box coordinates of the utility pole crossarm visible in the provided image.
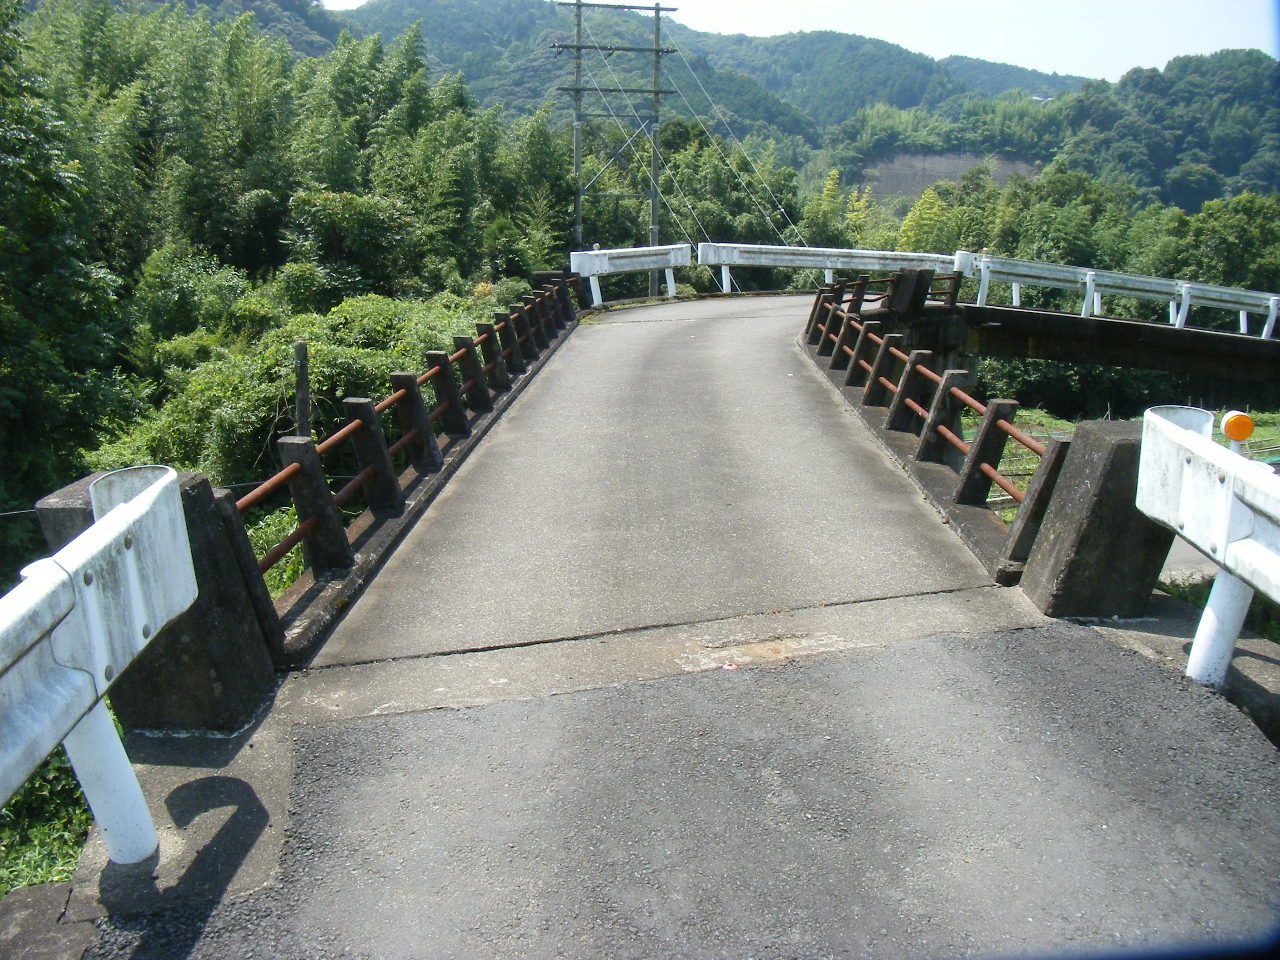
[553,44,677,54]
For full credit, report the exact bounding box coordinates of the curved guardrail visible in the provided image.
[570,244,691,305]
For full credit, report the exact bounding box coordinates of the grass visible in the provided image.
[246,504,305,600]
[1,749,92,898]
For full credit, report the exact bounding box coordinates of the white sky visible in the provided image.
[319,0,1280,82]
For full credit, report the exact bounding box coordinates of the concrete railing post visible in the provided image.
[1001,437,1070,567]
[453,336,494,412]
[342,398,404,514]
[805,284,838,344]
[277,436,355,576]
[36,473,278,730]
[524,300,550,352]
[476,322,511,391]
[817,307,843,357]
[885,350,934,433]
[493,311,528,374]
[887,268,935,319]
[843,320,882,388]
[843,275,871,319]
[426,351,471,438]
[509,304,543,357]
[916,369,974,471]
[828,314,861,371]
[389,372,444,473]
[533,272,578,324]
[522,295,551,345]
[542,286,567,331]
[954,400,1018,504]
[861,333,905,407]
[213,488,286,666]
[1021,421,1175,618]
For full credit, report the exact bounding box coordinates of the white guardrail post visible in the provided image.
[1136,407,1280,688]
[0,466,198,863]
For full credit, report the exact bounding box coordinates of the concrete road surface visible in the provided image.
[49,297,1280,960]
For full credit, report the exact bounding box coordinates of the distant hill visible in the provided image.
[341,0,1092,136]
[200,0,351,57]
[937,56,1087,99]
[671,28,963,128]
[49,0,1274,206]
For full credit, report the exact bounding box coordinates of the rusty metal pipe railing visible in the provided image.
[235,461,302,513]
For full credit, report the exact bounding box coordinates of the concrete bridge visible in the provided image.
[6,289,1280,958]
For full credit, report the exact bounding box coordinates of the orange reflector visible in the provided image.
[1221,410,1254,443]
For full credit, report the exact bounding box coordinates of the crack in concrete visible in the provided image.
[296,582,1008,674]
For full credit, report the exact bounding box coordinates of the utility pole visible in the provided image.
[554,0,674,294]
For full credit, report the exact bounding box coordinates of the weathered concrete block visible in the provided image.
[36,472,278,732]
[1021,421,1175,618]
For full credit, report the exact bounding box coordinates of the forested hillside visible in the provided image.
[348,0,1278,208]
[1,0,575,574]
[936,56,1086,99]
[818,49,1280,209]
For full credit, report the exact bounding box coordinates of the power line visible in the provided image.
[579,21,715,248]
[668,37,808,244]
[579,59,703,249]
[664,69,792,246]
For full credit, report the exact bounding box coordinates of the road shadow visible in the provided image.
[93,777,269,960]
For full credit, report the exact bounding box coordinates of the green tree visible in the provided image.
[0,0,123,559]
[897,187,959,254]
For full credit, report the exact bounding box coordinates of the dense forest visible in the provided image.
[2,0,1280,585]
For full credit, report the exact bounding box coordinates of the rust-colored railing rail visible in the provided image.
[234,275,581,578]
[805,275,1045,510]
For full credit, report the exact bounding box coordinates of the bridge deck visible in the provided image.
[59,298,1280,959]
[315,295,995,667]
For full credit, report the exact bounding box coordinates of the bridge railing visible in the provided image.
[570,242,1278,337]
[570,244,692,305]
[236,278,580,584]
[1,467,197,865]
[953,250,1280,336]
[808,276,1046,509]
[803,276,1208,615]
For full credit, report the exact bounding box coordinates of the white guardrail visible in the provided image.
[0,466,197,864]
[569,243,692,306]
[1137,407,1280,687]
[573,243,1279,336]
[953,250,1279,337]
[697,243,954,294]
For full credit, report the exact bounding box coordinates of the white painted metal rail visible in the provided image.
[1137,407,1280,687]
[570,243,692,306]
[954,250,1280,336]
[697,242,954,293]
[572,242,1279,335]
[1,466,197,864]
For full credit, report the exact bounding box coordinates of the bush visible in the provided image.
[91,290,521,484]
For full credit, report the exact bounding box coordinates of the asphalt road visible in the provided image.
[60,297,1280,960]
